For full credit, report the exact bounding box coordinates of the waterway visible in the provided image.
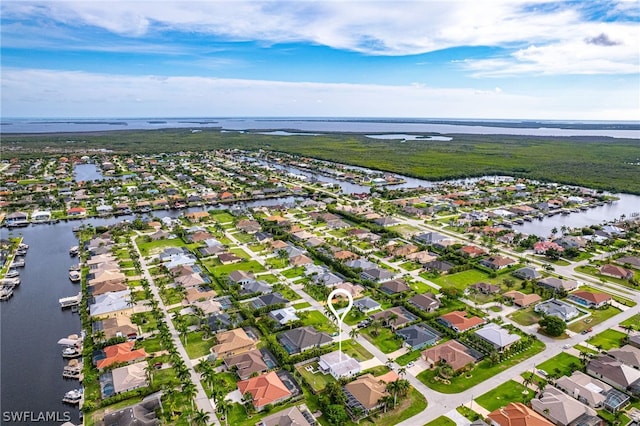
[2,117,639,138]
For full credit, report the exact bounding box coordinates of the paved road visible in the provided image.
[132,235,220,425]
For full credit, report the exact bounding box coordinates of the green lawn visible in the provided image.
[567,305,622,333]
[456,405,482,422]
[137,336,163,353]
[292,301,311,309]
[399,261,423,271]
[388,224,420,237]
[361,327,403,353]
[621,314,640,331]
[509,306,542,326]
[408,280,440,294]
[358,387,427,426]
[586,329,627,351]
[183,331,215,359]
[576,265,639,288]
[160,286,185,305]
[282,266,305,279]
[341,339,374,361]
[396,350,423,366]
[205,259,266,277]
[131,311,158,333]
[476,380,533,411]
[136,237,186,256]
[211,212,235,223]
[232,231,254,243]
[418,339,545,393]
[296,362,336,392]
[424,417,456,426]
[431,269,495,290]
[299,310,337,334]
[536,352,581,378]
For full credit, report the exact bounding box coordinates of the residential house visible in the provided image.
[360,267,394,282]
[608,345,640,369]
[503,290,542,308]
[406,251,438,265]
[468,282,501,295]
[587,356,640,392]
[236,219,261,234]
[423,260,455,274]
[599,264,634,280]
[95,315,138,340]
[487,402,554,426]
[460,245,487,258]
[537,277,579,292]
[437,311,485,333]
[89,290,133,319]
[251,292,288,309]
[512,267,542,281]
[615,256,640,269]
[241,280,272,296]
[258,406,315,426]
[380,279,410,295]
[225,349,269,380]
[408,293,440,312]
[218,252,242,265]
[109,361,148,395]
[228,270,255,286]
[334,282,365,299]
[396,323,440,350]
[354,297,381,314]
[555,371,612,409]
[534,240,565,254]
[184,286,217,304]
[630,335,640,349]
[277,326,333,355]
[414,232,450,245]
[237,371,292,411]
[567,291,612,309]
[318,351,361,379]
[89,281,129,296]
[480,255,517,270]
[95,341,148,370]
[474,323,521,352]
[344,373,391,418]
[422,340,480,372]
[269,307,300,326]
[535,299,580,322]
[211,328,257,359]
[101,395,161,426]
[370,306,418,330]
[531,386,600,426]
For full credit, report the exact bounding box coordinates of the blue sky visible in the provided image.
[1,1,638,119]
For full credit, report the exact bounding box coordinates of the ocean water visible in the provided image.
[1,117,639,138]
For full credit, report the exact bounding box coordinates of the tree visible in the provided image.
[349,328,360,340]
[192,409,210,426]
[539,315,566,337]
[182,382,198,411]
[324,404,348,425]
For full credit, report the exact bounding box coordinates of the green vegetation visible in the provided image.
[396,349,423,366]
[299,310,338,334]
[418,339,545,393]
[183,331,215,359]
[509,307,542,326]
[362,327,403,353]
[475,380,533,411]
[621,314,640,331]
[456,405,482,421]
[296,362,336,392]
[567,305,622,333]
[539,315,566,337]
[587,329,627,350]
[423,416,456,426]
[7,129,640,193]
[536,352,581,378]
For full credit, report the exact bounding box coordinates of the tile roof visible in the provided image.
[488,402,554,426]
[237,371,292,409]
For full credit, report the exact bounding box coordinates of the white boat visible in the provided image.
[69,246,79,256]
[4,269,19,278]
[62,388,83,404]
[0,277,20,287]
[59,292,82,308]
[69,271,81,282]
[62,346,81,358]
[69,264,81,271]
[10,258,25,267]
[18,243,29,250]
[0,287,13,301]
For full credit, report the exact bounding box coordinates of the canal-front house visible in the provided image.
[89,290,134,319]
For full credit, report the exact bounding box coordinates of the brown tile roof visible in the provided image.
[212,328,256,358]
[96,341,148,370]
[422,340,477,372]
[237,371,292,409]
[503,290,542,307]
[488,402,554,426]
[570,290,612,304]
[439,311,485,332]
[344,373,388,410]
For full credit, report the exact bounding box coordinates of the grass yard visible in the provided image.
[408,280,440,294]
[299,310,338,334]
[399,261,423,271]
[136,237,185,256]
[361,327,403,353]
[567,305,622,333]
[388,224,420,237]
[431,269,494,290]
[292,301,311,309]
[358,387,427,426]
[282,266,305,279]
[232,231,254,243]
[536,352,581,378]
[296,362,336,392]
[205,259,266,277]
[136,336,163,353]
[341,339,374,361]
[424,417,456,426]
[418,339,545,393]
[183,331,215,359]
[576,265,639,289]
[131,311,158,333]
[574,344,598,355]
[573,285,636,307]
[586,329,627,351]
[456,405,482,421]
[160,286,185,306]
[396,349,423,366]
[621,314,640,331]
[211,212,235,223]
[476,380,533,411]
[509,306,542,326]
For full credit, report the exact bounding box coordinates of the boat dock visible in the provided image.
[59,293,82,308]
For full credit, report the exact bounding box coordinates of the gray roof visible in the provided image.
[354,297,381,311]
[396,324,439,349]
[474,323,521,349]
[278,326,333,354]
[513,266,541,280]
[535,299,579,321]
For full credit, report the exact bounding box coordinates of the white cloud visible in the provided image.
[2,68,638,120]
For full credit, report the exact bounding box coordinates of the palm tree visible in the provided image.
[276,249,289,267]
[192,409,210,426]
[217,398,230,426]
[182,382,198,411]
[397,367,406,378]
[349,328,360,340]
[201,367,216,396]
[145,362,155,387]
[522,373,533,390]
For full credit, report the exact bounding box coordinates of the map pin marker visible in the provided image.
[327,288,353,361]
